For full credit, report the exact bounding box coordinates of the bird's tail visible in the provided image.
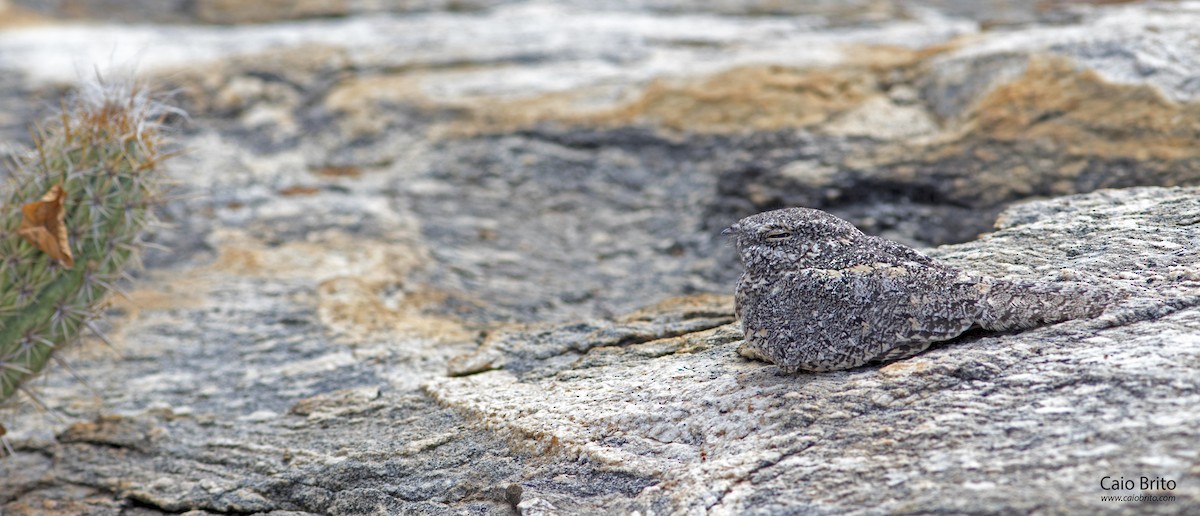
[976,280,1114,331]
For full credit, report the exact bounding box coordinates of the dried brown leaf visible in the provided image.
[17,183,74,268]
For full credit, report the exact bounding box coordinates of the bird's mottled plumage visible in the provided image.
[726,208,1110,372]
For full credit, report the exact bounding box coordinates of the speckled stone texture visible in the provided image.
[1,1,1199,514]
[429,186,1200,514]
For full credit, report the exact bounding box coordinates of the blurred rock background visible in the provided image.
[0,1,1197,514]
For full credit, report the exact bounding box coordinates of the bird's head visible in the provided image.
[723,207,866,271]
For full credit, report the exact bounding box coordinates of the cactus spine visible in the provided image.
[0,81,174,404]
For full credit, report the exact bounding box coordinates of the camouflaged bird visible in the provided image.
[725,208,1111,373]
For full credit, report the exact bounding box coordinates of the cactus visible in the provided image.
[0,80,176,405]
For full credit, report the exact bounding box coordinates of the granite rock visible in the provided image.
[429,186,1200,514]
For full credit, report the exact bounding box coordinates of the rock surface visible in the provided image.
[1,1,1199,514]
[434,186,1200,514]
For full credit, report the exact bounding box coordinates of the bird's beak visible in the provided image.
[721,224,739,237]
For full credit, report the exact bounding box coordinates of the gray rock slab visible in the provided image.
[429,186,1200,514]
[4,185,1195,514]
[0,261,655,514]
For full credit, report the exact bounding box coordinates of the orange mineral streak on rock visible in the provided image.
[968,56,1200,161]
[17,183,74,268]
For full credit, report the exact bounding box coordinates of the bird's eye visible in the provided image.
[764,231,793,242]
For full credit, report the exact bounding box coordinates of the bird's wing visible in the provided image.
[744,265,982,371]
[863,234,938,266]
